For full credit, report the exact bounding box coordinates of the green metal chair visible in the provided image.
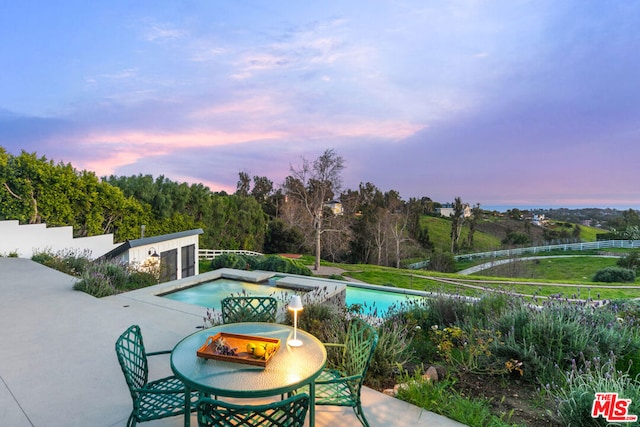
[314,318,379,427]
[196,393,309,427]
[115,324,197,427]
[221,296,278,323]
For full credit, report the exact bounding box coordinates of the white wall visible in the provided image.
[0,220,119,259]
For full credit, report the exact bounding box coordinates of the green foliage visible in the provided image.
[419,215,502,254]
[352,307,414,388]
[31,249,92,276]
[264,219,306,254]
[551,355,640,426]
[210,253,251,270]
[209,253,313,276]
[501,231,531,245]
[422,294,473,327]
[430,325,502,374]
[0,149,151,241]
[493,297,640,385]
[592,266,636,283]
[396,371,516,427]
[256,255,312,276]
[617,252,640,272]
[72,261,160,297]
[1,149,269,251]
[74,262,122,297]
[392,291,640,424]
[295,302,347,345]
[427,249,456,273]
[126,271,157,289]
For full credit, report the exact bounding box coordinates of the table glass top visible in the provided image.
[171,322,327,397]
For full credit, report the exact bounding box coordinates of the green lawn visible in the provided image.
[326,255,640,301]
[473,256,619,281]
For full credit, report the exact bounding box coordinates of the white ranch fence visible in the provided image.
[408,239,640,269]
[199,249,263,261]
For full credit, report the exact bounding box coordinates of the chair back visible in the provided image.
[221,296,278,323]
[343,319,378,390]
[197,393,309,427]
[115,324,149,399]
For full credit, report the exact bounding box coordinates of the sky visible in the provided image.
[2,1,640,210]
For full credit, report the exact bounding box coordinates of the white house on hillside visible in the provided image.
[324,200,344,215]
[436,203,472,218]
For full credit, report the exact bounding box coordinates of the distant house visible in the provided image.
[101,229,203,283]
[436,203,471,218]
[531,214,546,226]
[324,200,344,216]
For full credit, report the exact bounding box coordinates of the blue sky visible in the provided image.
[2,1,640,209]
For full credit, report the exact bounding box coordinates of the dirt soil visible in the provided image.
[452,371,563,427]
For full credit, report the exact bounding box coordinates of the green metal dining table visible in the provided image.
[170,322,327,427]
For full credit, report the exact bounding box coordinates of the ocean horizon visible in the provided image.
[482,205,640,213]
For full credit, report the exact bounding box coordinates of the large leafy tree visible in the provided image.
[0,149,146,241]
[282,149,345,270]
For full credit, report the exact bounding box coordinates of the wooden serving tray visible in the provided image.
[196,332,281,367]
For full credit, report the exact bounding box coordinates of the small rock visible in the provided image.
[424,366,439,382]
[433,365,447,378]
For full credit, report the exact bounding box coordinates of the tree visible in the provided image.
[283,149,345,271]
[450,197,466,253]
[236,171,251,197]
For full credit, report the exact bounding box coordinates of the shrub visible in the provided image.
[617,252,640,272]
[592,266,636,283]
[256,255,312,276]
[210,253,250,270]
[396,370,516,427]
[423,294,473,327]
[74,266,117,297]
[427,249,456,273]
[32,249,92,276]
[127,271,157,289]
[292,301,347,345]
[551,354,640,426]
[366,313,414,388]
[74,261,129,297]
[502,231,532,245]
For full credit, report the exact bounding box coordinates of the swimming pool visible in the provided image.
[162,279,292,310]
[162,278,425,313]
[346,285,424,314]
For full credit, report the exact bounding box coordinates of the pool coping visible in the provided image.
[117,268,442,325]
[120,268,350,319]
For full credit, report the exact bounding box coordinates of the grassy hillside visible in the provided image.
[419,216,502,253]
[421,214,606,256]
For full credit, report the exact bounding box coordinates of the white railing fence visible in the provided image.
[199,249,263,261]
[408,239,640,269]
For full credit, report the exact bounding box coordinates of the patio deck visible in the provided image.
[0,258,466,427]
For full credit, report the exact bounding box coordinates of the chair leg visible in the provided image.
[126,412,136,427]
[354,403,370,427]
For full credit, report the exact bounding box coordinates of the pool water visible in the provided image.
[346,286,424,314]
[163,279,292,310]
[163,278,425,313]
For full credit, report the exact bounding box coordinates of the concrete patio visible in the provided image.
[0,257,465,427]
